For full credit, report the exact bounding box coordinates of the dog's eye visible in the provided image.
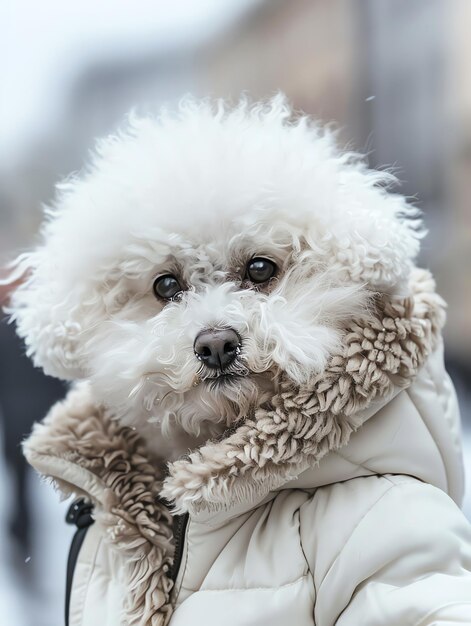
[153,274,182,300]
[246,257,277,284]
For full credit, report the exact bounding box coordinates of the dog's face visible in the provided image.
[9,97,421,455]
[82,209,369,444]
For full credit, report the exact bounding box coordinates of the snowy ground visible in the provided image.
[0,451,73,626]
[0,427,470,626]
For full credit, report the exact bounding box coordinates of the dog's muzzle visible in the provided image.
[194,328,241,370]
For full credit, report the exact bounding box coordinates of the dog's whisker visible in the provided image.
[128,379,145,399]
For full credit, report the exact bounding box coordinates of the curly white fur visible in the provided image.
[7,95,422,458]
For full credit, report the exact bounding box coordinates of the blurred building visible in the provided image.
[446,0,471,369]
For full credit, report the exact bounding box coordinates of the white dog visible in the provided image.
[9,95,420,459]
[10,97,471,626]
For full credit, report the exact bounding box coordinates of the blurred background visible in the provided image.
[0,1,470,624]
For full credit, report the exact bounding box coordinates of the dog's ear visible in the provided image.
[4,248,92,380]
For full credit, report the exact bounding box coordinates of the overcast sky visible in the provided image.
[0,0,258,165]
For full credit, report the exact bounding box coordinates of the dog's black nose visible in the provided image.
[194,328,241,370]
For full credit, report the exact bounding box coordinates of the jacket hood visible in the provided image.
[23,268,460,624]
[160,268,451,513]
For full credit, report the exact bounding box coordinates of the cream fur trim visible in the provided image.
[24,385,175,626]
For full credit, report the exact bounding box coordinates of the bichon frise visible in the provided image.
[11,96,471,626]
[8,95,421,460]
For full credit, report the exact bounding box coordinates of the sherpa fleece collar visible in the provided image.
[23,268,445,626]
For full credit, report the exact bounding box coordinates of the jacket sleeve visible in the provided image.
[299,474,471,626]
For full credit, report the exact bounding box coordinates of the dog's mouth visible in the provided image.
[205,373,245,387]
[193,361,252,390]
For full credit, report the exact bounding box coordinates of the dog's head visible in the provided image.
[8,96,422,450]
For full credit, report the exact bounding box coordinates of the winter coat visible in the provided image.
[24,269,471,626]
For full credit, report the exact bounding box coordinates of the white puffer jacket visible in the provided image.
[25,273,471,626]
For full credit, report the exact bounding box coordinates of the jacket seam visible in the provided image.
[424,360,447,415]
[414,600,471,626]
[332,450,373,477]
[405,385,450,493]
[72,529,103,626]
[79,540,102,626]
[316,479,398,598]
[189,573,308,594]
[296,504,314,593]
